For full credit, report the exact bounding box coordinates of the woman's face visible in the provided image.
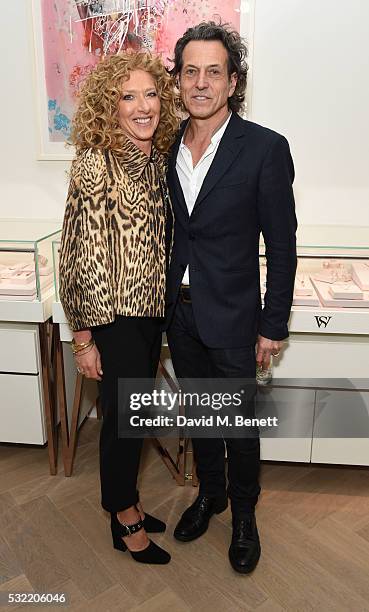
[118,69,161,152]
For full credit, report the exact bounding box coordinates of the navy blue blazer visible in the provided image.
[165,112,297,348]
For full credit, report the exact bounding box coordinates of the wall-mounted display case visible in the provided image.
[0,219,61,302]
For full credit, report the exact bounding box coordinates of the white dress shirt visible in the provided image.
[176,113,232,285]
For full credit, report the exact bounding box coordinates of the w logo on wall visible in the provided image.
[315,315,332,329]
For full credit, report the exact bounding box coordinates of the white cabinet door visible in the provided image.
[257,387,315,462]
[0,373,46,444]
[0,324,40,374]
[311,390,369,465]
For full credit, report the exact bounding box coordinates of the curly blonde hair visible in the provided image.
[70,52,180,154]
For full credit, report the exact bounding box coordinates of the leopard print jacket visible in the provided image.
[59,140,173,331]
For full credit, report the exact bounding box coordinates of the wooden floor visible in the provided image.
[1,420,369,611]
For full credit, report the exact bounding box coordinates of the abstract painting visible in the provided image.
[32,0,253,159]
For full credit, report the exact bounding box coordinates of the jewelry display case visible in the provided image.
[260,225,369,334]
[0,219,61,303]
[0,219,61,474]
[259,226,369,466]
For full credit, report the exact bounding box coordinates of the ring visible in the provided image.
[76,367,84,374]
[273,352,280,357]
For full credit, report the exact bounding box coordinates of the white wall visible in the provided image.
[250,0,369,226]
[0,0,368,227]
[0,0,69,220]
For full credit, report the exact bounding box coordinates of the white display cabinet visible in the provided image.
[259,225,369,465]
[0,219,61,474]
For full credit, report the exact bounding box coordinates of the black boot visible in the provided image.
[228,513,261,574]
[111,513,170,564]
[174,494,228,542]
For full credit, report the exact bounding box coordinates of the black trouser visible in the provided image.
[92,316,162,513]
[167,299,261,517]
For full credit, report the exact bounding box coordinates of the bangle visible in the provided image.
[74,342,95,358]
[72,338,94,354]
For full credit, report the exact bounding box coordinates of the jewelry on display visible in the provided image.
[315,261,353,285]
[323,260,341,270]
[296,274,306,286]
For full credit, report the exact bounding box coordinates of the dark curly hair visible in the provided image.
[171,21,248,114]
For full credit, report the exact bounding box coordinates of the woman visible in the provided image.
[59,52,179,565]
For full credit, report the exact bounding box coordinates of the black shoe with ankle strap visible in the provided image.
[139,507,166,533]
[110,513,170,564]
[135,490,166,533]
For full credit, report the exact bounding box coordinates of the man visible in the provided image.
[166,22,297,574]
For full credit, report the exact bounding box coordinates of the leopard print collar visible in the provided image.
[117,136,166,182]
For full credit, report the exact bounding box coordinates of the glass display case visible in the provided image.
[0,219,61,302]
[260,225,369,310]
[52,239,61,302]
[53,224,369,312]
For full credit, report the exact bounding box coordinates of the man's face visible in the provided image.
[179,40,237,120]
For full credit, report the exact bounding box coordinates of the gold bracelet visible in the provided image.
[72,338,92,350]
[72,338,94,354]
[72,341,94,354]
[74,342,95,358]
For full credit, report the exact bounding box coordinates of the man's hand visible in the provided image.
[256,335,282,370]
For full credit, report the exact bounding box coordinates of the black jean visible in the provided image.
[167,300,261,516]
[92,315,162,513]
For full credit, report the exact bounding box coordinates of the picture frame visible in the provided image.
[240,0,256,119]
[31,0,254,161]
[31,0,73,160]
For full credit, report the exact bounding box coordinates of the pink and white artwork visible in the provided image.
[32,0,242,158]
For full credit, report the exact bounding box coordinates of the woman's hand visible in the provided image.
[74,344,103,381]
[72,330,103,380]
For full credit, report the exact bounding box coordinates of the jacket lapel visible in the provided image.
[192,112,247,212]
